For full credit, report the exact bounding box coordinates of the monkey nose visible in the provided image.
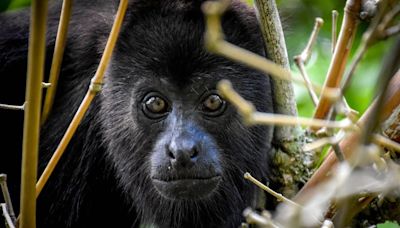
[167,140,199,169]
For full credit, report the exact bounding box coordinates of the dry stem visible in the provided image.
[0,175,16,224]
[312,0,362,126]
[332,10,339,53]
[294,18,324,106]
[202,1,341,103]
[41,0,73,124]
[243,208,279,228]
[1,204,15,228]
[35,0,128,197]
[297,69,400,200]
[244,172,300,208]
[19,1,48,227]
[0,103,25,111]
[218,80,356,130]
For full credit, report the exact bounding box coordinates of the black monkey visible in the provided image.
[0,0,274,227]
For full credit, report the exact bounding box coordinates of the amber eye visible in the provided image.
[146,96,166,113]
[202,94,226,116]
[142,95,169,119]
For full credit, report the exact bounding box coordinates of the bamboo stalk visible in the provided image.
[312,0,362,127]
[41,0,73,124]
[35,0,129,197]
[19,0,48,227]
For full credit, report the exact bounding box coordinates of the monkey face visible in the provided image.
[98,3,274,226]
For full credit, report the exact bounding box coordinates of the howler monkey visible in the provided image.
[0,0,274,227]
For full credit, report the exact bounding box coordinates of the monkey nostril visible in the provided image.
[167,150,175,159]
[166,141,200,168]
[190,148,198,159]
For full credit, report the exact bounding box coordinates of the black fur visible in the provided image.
[0,0,274,227]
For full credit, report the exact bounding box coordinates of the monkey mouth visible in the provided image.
[152,176,221,200]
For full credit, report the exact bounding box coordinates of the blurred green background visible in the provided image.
[272,0,391,118]
[0,0,30,11]
[1,0,392,118]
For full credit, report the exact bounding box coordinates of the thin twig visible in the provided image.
[340,9,379,93]
[303,130,346,152]
[243,208,279,228]
[202,1,341,102]
[250,112,355,130]
[297,18,324,64]
[244,172,300,208]
[35,0,128,197]
[329,109,346,162]
[1,204,15,228]
[359,41,400,145]
[332,10,339,53]
[338,97,359,122]
[384,24,400,38]
[295,62,319,106]
[0,175,16,223]
[41,0,73,124]
[341,0,398,93]
[312,0,362,126]
[372,134,400,152]
[0,103,25,111]
[218,80,356,130]
[294,17,324,106]
[378,4,400,32]
[296,69,400,205]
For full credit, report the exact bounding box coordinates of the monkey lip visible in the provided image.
[152,176,221,200]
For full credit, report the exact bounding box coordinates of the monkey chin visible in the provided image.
[152,176,221,200]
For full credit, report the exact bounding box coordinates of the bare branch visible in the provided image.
[0,175,16,224]
[294,18,324,106]
[332,10,339,53]
[218,80,356,130]
[0,103,25,111]
[297,69,400,201]
[372,134,400,152]
[312,0,362,126]
[1,204,15,228]
[383,24,400,38]
[244,172,300,208]
[303,131,346,152]
[35,0,128,197]
[243,208,279,228]
[41,0,73,124]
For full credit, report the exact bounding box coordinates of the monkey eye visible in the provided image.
[142,94,169,119]
[202,94,226,116]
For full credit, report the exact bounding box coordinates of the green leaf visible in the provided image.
[377,221,400,228]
